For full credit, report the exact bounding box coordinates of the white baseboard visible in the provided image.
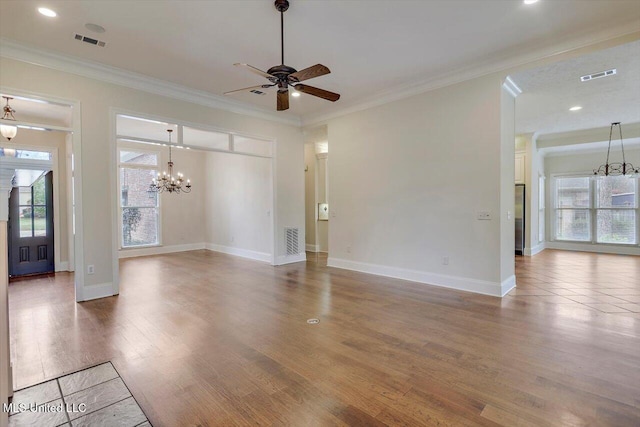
[327,257,506,297]
[524,243,546,256]
[55,261,70,272]
[500,275,517,296]
[274,253,307,265]
[305,244,320,252]
[205,243,271,263]
[545,241,640,256]
[118,243,206,259]
[79,282,115,302]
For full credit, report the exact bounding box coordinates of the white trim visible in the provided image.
[275,253,307,265]
[0,39,301,127]
[327,257,508,297]
[119,242,206,259]
[501,275,517,297]
[205,243,271,263]
[524,243,546,256]
[305,243,320,252]
[55,261,69,272]
[81,282,115,301]
[545,241,640,256]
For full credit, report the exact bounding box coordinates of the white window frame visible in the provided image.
[552,173,640,246]
[117,146,162,249]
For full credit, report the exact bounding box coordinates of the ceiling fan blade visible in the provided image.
[288,64,331,83]
[224,84,275,95]
[294,84,340,102]
[234,63,273,79]
[277,90,289,111]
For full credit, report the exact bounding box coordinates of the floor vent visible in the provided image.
[74,33,107,47]
[580,69,616,82]
[285,227,299,256]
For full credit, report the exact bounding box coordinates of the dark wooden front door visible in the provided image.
[8,171,54,277]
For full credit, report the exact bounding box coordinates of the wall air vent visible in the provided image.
[250,89,266,96]
[285,227,299,256]
[580,69,616,82]
[74,33,107,47]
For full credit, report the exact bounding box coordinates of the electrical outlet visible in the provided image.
[346,246,351,254]
[442,256,449,265]
[87,264,95,275]
[230,236,234,243]
[477,211,492,220]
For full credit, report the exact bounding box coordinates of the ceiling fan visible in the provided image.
[224,0,340,111]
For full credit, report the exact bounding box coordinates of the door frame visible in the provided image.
[0,86,84,301]
[1,143,68,272]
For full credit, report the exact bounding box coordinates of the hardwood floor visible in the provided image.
[7,249,640,426]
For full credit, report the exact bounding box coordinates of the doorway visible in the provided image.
[8,172,54,277]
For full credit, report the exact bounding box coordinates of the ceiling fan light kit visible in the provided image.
[224,0,340,111]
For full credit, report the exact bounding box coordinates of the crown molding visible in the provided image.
[301,24,640,127]
[0,38,302,127]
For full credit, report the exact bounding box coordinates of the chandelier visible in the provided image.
[149,129,192,194]
[1,96,18,141]
[594,122,639,177]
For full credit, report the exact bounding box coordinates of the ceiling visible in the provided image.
[1,0,639,122]
[512,40,640,136]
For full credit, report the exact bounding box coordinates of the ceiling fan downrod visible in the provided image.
[275,0,289,65]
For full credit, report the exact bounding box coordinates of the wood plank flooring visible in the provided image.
[7,249,640,426]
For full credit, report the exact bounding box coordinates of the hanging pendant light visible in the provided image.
[149,129,192,194]
[1,96,18,141]
[593,122,639,177]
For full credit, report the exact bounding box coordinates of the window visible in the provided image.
[596,176,636,244]
[18,175,47,238]
[118,148,160,247]
[538,175,545,243]
[553,175,638,245]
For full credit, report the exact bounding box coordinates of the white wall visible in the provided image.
[204,151,272,261]
[320,73,511,296]
[0,57,304,300]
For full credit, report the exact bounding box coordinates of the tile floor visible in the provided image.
[509,250,640,317]
[8,362,150,427]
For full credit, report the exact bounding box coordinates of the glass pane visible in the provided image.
[556,209,590,241]
[233,135,272,157]
[117,114,177,142]
[119,150,158,166]
[33,177,46,205]
[19,206,32,238]
[183,127,229,150]
[34,206,46,237]
[18,187,31,205]
[122,207,158,247]
[597,210,636,244]
[597,176,636,208]
[556,177,590,208]
[120,168,158,207]
[0,148,51,160]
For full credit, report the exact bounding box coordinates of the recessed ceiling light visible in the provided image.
[291,91,301,98]
[38,7,57,17]
[569,106,582,111]
[524,0,539,4]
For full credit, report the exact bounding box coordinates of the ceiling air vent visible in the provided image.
[580,69,616,82]
[74,33,106,47]
[250,89,266,96]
